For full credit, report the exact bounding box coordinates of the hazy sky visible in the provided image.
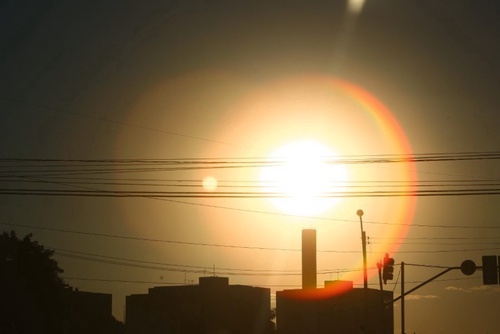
[1,1,499,333]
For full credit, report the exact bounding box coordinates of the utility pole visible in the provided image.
[401,262,405,334]
[357,210,368,289]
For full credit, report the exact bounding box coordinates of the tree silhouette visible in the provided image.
[0,231,125,334]
[0,231,68,333]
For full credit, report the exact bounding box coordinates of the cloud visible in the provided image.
[405,294,439,301]
[445,286,471,293]
[470,285,500,293]
[445,285,500,293]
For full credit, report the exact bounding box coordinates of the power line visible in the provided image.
[1,153,499,225]
[1,97,266,152]
[1,151,499,166]
[59,246,495,280]
[3,193,495,229]
[396,247,500,253]
[0,222,358,254]
[2,187,500,198]
[1,154,499,199]
[61,276,304,288]
[371,236,500,240]
[52,246,363,276]
[3,223,500,257]
[61,274,479,287]
[372,241,500,246]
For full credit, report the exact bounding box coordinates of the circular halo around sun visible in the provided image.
[260,140,348,216]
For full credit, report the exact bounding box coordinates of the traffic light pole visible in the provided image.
[388,258,493,333]
[390,264,463,334]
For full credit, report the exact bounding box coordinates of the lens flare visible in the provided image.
[347,0,366,15]
[202,176,218,191]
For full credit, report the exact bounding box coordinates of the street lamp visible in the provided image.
[357,209,368,289]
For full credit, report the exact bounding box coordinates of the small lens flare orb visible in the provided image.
[202,176,218,191]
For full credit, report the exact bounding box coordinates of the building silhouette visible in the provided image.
[276,281,393,334]
[125,229,393,333]
[125,276,274,334]
[63,288,124,334]
[272,228,393,333]
[63,289,125,334]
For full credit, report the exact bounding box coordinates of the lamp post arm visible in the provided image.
[390,266,460,304]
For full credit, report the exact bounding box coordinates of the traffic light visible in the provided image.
[382,253,395,284]
[482,255,499,285]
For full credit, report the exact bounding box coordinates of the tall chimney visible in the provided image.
[302,229,317,289]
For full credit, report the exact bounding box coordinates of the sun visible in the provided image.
[260,140,348,216]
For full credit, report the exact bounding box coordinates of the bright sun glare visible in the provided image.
[260,140,348,216]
